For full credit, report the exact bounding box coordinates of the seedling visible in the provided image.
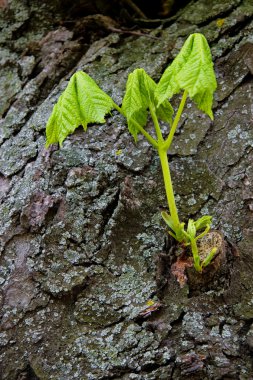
[46,33,218,272]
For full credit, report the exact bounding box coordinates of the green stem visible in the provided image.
[163,90,188,151]
[113,102,158,149]
[195,224,210,241]
[183,229,201,272]
[149,104,180,228]
[149,104,164,143]
[190,238,202,272]
[158,147,180,228]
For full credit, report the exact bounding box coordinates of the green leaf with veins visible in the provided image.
[46,71,115,147]
[156,33,217,119]
[122,68,173,141]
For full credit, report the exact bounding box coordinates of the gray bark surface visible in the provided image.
[1,0,253,379]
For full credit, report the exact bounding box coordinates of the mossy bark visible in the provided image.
[1,0,253,379]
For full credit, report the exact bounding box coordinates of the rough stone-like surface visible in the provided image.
[1,0,253,379]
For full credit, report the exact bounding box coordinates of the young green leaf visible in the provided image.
[187,219,196,238]
[156,33,217,119]
[46,71,115,147]
[161,211,187,243]
[194,215,212,231]
[161,210,177,232]
[122,68,173,141]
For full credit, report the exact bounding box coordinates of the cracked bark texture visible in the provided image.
[1,0,253,379]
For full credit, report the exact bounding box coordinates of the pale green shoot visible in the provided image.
[45,33,218,273]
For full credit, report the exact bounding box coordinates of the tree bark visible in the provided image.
[1,0,253,379]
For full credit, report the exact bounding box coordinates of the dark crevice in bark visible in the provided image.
[136,0,192,19]
[100,188,121,233]
[136,0,196,28]
[16,364,41,380]
[226,15,253,38]
[103,316,126,329]
[216,72,252,107]
[218,145,253,179]
[39,276,91,304]
[238,318,253,336]
[3,152,39,178]
[170,311,186,329]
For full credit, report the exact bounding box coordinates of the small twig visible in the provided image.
[121,0,147,19]
[109,27,161,40]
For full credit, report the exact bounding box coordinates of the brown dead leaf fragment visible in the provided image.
[171,255,193,287]
[0,0,8,9]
